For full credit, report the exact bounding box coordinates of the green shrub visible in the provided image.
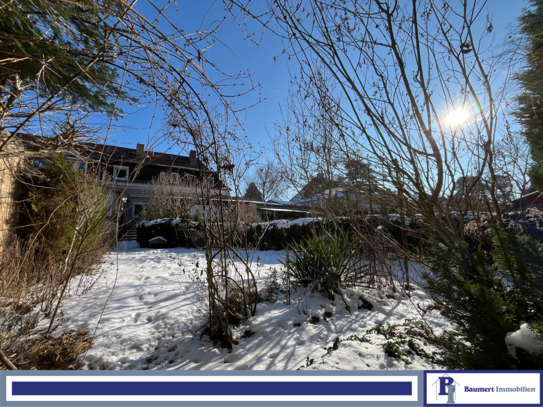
[281,234,367,299]
[12,155,109,267]
[247,222,318,250]
[423,226,543,369]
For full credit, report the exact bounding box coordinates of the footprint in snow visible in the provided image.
[234,363,249,370]
[193,358,203,364]
[134,312,142,323]
[267,352,279,359]
[224,354,239,363]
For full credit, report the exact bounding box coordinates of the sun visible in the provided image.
[445,108,469,126]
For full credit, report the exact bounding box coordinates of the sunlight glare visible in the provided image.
[445,108,469,126]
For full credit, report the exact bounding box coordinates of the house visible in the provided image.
[219,197,312,222]
[13,134,226,227]
[73,142,227,226]
[512,191,543,210]
[13,135,314,228]
[291,173,386,214]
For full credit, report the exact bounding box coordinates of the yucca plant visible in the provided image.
[282,233,367,300]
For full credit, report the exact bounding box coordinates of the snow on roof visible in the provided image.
[258,207,310,213]
[266,200,295,205]
[250,217,323,229]
[149,236,167,242]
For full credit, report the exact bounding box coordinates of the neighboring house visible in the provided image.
[291,173,385,214]
[255,200,312,221]
[222,198,312,222]
[14,135,312,228]
[512,191,543,210]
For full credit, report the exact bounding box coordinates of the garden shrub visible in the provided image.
[12,155,110,272]
[282,233,368,301]
[247,221,319,250]
[137,215,426,253]
[423,226,543,369]
[2,156,110,369]
[136,219,204,248]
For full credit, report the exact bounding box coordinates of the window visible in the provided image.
[134,204,146,218]
[67,157,87,173]
[113,165,129,181]
[160,172,179,183]
[106,195,114,217]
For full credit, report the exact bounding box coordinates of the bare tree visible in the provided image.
[0,0,264,362]
[244,161,287,202]
[231,0,525,241]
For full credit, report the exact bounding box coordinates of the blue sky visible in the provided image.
[107,0,529,162]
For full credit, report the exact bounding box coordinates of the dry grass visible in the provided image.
[225,282,261,324]
[1,328,92,370]
[0,235,108,370]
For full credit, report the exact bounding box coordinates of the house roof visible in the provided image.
[82,143,201,171]
[512,191,543,206]
[14,133,204,171]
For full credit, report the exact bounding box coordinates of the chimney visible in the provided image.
[136,143,145,157]
[189,150,198,164]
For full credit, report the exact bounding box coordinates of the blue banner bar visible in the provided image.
[12,381,412,396]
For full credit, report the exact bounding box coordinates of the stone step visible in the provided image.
[121,230,138,241]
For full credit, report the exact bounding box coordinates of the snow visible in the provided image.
[139,218,198,228]
[38,247,451,371]
[251,218,322,230]
[387,214,411,225]
[149,236,166,242]
[505,323,543,358]
[137,218,170,228]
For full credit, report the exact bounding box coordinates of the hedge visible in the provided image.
[136,219,205,248]
[135,216,424,253]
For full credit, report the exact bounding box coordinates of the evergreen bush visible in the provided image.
[423,226,543,369]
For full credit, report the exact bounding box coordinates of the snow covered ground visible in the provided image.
[38,244,451,371]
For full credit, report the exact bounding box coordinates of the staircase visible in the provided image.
[121,228,138,242]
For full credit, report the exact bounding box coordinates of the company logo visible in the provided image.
[431,374,461,404]
[425,372,541,406]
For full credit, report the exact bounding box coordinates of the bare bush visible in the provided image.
[144,173,201,221]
